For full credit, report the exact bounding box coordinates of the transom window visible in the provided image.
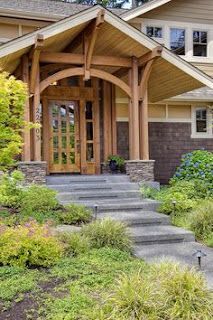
[170,28,185,55]
[146,26,163,38]
[193,31,207,57]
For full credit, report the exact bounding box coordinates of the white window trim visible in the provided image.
[191,105,213,139]
[0,37,10,44]
[141,18,212,62]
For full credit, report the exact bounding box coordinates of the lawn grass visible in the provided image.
[0,248,147,319]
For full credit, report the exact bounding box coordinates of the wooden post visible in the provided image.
[103,81,112,160]
[21,55,31,161]
[111,84,117,155]
[32,70,41,161]
[130,57,140,160]
[93,78,101,174]
[140,89,149,160]
[42,97,49,172]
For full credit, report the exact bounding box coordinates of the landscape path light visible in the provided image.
[192,249,207,269]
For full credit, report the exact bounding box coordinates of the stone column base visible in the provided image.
[125,160,155,182]
[17,161,47,184]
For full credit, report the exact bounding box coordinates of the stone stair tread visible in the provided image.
[129,225,194,237]
[48,182,139,190]
[98,210,170,221]
[61,199,159,208]
[134,242,213,272]
[57,189,140,195]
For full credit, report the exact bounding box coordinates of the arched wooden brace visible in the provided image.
[39,67,132,98]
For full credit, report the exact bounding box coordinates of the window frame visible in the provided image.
[193,30,208,57]
[191,106,213,138]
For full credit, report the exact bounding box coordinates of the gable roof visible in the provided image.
[0,4,213,103]
[0,0,126,21]
[121,0,172,21]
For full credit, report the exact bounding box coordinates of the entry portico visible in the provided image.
[0,5,213,182]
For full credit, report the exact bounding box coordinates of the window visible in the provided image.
[146,26,162,38]
[170,28,185,55]
[196,109,207,133]
[193,31,207,57]
[192,107,213,138]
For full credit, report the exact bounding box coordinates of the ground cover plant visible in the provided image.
[0,247,212,320]
[0,170,92,226]
[140,150,213,247]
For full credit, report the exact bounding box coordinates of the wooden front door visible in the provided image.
[49,100,81,173]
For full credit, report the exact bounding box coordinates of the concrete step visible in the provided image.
[129,225,195,245]
[48,182,139,192]
[97,211,170,226]
[46,174,130,185]
[66,199,160,212]
[57,190,141,201]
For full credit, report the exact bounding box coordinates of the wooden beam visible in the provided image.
[21,54,31,161]
[30,34,44,94]
[84,10,105,79]
[113,46,162,78]
[40,67,131,98]
[138,59,154,101]
[39,52,131,67]
[138,46,162,67]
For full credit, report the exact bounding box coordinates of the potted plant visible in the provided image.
[108,155,125,174]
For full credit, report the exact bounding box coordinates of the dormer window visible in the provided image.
[193,31,207,57]
[146,26,162,38]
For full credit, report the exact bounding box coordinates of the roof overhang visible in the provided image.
[0,4,212,103]
[121,0,172,21]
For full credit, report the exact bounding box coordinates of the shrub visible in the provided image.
[58,232,90,256]
[81,218,132,252]
[172,150,213,184]
[140,183,159,199]
[0,170,24,208]
[20,185,59,216]
[58,204,92,225]
[189,200,213,240]
[0,72,28,170]
[205,233,213,247]
[0,221,63,267]
[158,191,196,214]
[101,261,213,320]
[108,154,125,171]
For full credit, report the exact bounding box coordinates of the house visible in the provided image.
[0,0,212,184]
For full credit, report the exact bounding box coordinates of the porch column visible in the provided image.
[32,70,41,161]
[140,88,149,160]
[103,81,112,160]
[21,55,31,161]
[129,56,140,160]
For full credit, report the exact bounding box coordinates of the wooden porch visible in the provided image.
[0,5,212,176]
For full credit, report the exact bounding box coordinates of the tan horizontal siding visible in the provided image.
[193,63,213,77]
[142,0,213,24]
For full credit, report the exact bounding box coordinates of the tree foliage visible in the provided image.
[0,72,28,170]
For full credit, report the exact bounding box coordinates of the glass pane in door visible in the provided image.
[49,100,80,173]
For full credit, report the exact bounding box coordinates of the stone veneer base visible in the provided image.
[125,160,155,182]
[17,161,47,184]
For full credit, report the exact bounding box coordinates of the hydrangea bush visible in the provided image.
[172,150,213,184]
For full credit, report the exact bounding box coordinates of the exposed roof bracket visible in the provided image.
[30,34,44,93]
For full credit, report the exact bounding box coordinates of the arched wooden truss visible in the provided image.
[39,67,132,98]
